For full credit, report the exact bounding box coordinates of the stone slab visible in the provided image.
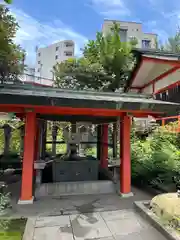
[114,228,167,240]
[70,213,112,239]
[35,215,70,228]
[100,209,138,221]
[33,226,74,240]
[105,218,143,236]
[22,208,170,240]
[22,217,36,240]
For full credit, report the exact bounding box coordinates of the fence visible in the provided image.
[19,74,53,86]
[156,115,180,133]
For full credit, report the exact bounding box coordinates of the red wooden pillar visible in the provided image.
[178,116,180,133]
[120,115,133,197]
[100,124,108,169]
[18,111,36,204]
[162,119,165,126]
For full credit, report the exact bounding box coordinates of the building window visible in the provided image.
[56,46,59,51]
[55,55,58,60]
[38,52,41,57]
[119,29,127,42]
[65,42,73,47]
[64,52,73,56]
[38,61,40,64]
[142,40,151,48]
[38,68,40,72]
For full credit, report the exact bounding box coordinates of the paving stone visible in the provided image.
[33,226,74,240]
[70,213,112,239]
[100,210,138,221]
[114,232,144,240]
[114,227,167,240]
[137,227,167,240]
[70,212,104,225]
[84,237,115,240]
[35,215,70,228]
[105,218,143,236]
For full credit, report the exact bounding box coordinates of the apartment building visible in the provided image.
[102,20,157,49]
[35,40,75,79]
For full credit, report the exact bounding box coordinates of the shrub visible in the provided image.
[131,121,180,190]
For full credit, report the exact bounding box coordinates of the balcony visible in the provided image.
[64,41,74,48]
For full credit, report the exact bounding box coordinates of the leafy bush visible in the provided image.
[131,121,180,190]
[0,184,11,214]
[0,192,11,212]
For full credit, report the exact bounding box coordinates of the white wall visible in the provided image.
[154,69,180,93]
[142,85,153,94]
[142,33,157,49]
[102,20,157,49]
[141,69,180,94]
[35,40,75,79]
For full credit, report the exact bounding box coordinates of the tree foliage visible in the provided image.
[53,22,137,91]
[0,4,25,84]
[165,30,180,52]
[131,122,180,189]
[4,0,12,3]
[156,28,180,53]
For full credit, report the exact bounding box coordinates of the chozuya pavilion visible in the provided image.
[0,49,179,205]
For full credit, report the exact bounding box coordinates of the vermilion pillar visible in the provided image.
[120,115,133,197]
[18,111,36,204]
[100,124,108,168]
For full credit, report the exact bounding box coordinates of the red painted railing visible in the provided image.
[156,115,180,133]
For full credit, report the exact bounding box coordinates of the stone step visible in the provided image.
[35,180,116,198]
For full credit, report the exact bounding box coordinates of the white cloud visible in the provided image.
[89,0,130,18]
[10,7,88,66]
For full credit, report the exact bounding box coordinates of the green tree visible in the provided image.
[165,30,180,52]
[54,22,137,92]
[156,29,180,53]
[0,4,25,84]
[53,57,112,90]
[4,0,12,4]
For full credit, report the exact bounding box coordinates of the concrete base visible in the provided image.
[35,181,116,198]
[18,196,34,205]
[134,201,180,240]
[119,192,134,198]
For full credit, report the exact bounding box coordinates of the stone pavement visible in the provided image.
[9,184,154,218]
[31,209,167,240]
[6,182,168,239]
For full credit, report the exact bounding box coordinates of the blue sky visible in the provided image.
[2,0,180,66]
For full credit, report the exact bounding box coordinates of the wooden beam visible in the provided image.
[0,104,164,117]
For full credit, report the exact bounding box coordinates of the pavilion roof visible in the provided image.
[124,48,180,92]
[0,84,179,116]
